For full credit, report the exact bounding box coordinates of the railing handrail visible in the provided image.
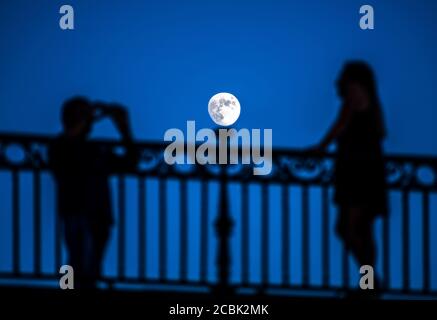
[1,132,437,191]
[0,131,436,162]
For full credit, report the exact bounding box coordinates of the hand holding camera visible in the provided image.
[93,102,132,140]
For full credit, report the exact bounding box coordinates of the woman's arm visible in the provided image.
[317,104,351,150]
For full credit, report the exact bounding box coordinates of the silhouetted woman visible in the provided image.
[313,61,388,281]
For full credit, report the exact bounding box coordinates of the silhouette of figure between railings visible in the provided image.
[49,97,139,289]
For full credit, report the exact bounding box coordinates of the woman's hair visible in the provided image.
[337,61,386,139]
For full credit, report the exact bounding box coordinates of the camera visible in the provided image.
[92,102,125,122]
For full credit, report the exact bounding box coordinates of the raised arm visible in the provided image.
[105,105,139,172]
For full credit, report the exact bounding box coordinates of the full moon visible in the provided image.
[208,92,240,126]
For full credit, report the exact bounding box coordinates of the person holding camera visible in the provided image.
[49,96,139,289]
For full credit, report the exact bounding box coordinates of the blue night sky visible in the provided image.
[0,0,437,292]
[0,0,436,154]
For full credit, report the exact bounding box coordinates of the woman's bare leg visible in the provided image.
[336,206,376,267]
[348,207,376,267]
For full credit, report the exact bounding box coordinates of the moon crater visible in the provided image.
[208,92,240,126]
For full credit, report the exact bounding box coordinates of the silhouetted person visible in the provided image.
[312,62,388,289]
[49,97,138,289]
